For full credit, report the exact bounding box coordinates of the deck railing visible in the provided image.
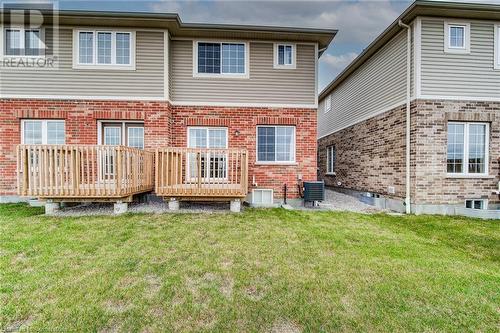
[155,147,248,198]
[17,145,154,199]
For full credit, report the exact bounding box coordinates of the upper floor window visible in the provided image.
[257,126,295,164]
[194,41,248,77]
[274,43,296,69]
[22,120,65,144]
[74,30,135,70]
[444,22,470,54]
[3,27,43,56]
[447,122,489,176]
[324,96,332,113]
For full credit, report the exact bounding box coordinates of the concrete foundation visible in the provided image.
[230,199,241,212]
[45,202,60,215]
[113,202,128,215]
[168,198,180,211]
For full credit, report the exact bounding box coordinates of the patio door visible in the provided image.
[100,122,144,180]
[187,127,228,182]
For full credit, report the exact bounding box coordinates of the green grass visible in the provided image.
[0,204,499,332]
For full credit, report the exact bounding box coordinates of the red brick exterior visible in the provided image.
[0,99,317,199]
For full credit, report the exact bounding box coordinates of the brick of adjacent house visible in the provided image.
[0,99,316,199]
[318,99,499,205]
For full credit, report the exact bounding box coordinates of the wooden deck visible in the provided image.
[155,147,248,200]
[17,145,154,201]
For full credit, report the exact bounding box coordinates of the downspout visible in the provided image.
[398,20,412,214]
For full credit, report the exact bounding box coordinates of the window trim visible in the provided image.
[20,119,65,144]
[447,121,489,177]
[494,24,500,70]
[324,95,332,113]
[97,120,144,147]
[186,126,229,150]
[72,29,136,70]
[444,21,470,54]
[1,25,45,58]
[186,126,229,182]
[326,145,335,175]
[273,43,296,69]
[252,189,274,205]
[255,125,296,165]
[192,40,250,79]
[464,199,488,210]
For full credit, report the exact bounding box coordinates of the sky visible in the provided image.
[50,0,496,91]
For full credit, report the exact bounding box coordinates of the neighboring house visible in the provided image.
[318,0,500,217]
[0,7,336,210]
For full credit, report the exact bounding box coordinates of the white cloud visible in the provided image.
[321,52,358,72]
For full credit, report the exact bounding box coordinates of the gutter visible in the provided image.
[398,20,411,215]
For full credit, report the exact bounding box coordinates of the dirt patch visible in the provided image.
[98,320,121,333]
[144,274,162,298]
[220,275,234,299]
[270,318,302,333]
[3,316,34,333]
[149,306,164,319]
[103,300,130,314]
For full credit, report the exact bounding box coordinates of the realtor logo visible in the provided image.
[0,1,59,69]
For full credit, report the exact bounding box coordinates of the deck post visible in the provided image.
[45,200,60,215]
[230,199,241,213]
[168,198,180,211]
[114,201,128,215]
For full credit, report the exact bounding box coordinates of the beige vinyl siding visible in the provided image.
[0,28,164,98]
[318,31,407,138]
[170,40,316,105]
[421,19,500,98]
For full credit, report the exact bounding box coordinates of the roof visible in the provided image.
[319,0,500,100]
[0,8,337,55]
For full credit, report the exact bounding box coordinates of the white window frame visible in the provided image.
[97,120,144,147]
[1,25,44,58]
[494,24,500,70]
[20,119,65,144]
[273,43,296,69]
[324,95,332,113]
[186,126,229,182]
[73,29,136,70]
[193,40,250,79]
[465,199,488,210]
[252,189,274,205]
[256,125,296,165]
[326,145,335,174]
[447,122,489,177]
[444,21,470,54]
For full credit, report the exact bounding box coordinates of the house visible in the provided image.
[0,6,336,212]
[318,0,500,218]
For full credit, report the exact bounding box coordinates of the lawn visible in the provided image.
[0,205,499,332]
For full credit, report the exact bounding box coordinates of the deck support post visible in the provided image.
[114,201,128,215]
[230,199,241,213]
[168,198,179,211]
[45,201,60,215]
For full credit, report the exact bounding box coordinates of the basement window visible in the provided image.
[252,189,273,205]
[465,199,487,210]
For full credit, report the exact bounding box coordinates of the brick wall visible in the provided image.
[0,99,316,199]
[413,100,499,204]
[317,100,499,205]
[0,99,171,196]
[318,104,411,199]
[170,105,317,198]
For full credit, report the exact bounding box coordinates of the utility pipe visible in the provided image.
[398,20,412,214]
